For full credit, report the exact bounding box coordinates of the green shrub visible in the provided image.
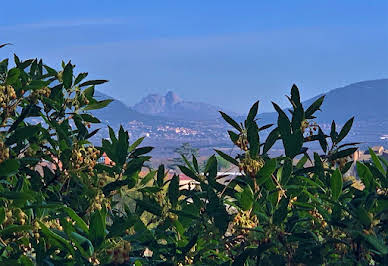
[0,49,387,265]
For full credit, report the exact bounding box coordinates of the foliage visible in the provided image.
[0,49,387,265]
[168,142,199,170]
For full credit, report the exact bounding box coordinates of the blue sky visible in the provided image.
[1,1,387,113]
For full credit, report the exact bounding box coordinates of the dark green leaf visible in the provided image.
[331,169,342,201]
[168,174,179,208]
[79,79,108,87]
[84,99,113,110]
[215,150,239,166]
[219,111,242,132]
[0,159,20,177]
[337,117,354,143]
[89,210,105,248]
[62,62,73,89]
[247,101,259,122]
[305,95,325,118]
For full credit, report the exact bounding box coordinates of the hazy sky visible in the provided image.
[1,1,387,113]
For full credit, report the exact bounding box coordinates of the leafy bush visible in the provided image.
[0,49,387,265]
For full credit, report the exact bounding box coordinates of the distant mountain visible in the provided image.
[253,79,388,124]
[302,79,388,122]
[91,91,165,124]
[133,91,234,121]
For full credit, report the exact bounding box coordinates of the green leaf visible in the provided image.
[62,207,89,234]
[290,84,301,105]
[356,162,373,190]
[236,185,254,211]
[369,148,386,176]
[157,165,165,187]
[228,130,239,144]
[0,208,5,224]
[331,169,343,201]
[215,150,239,166]
[219,111,242,132]
[62,62,73,89]
[89,210,105,248]
[84,99,113,110]
[132,147,153,157]
[70,231,94,258]
[257,159,277,180]
[356,208,372,227]
[37,221,75,256]
[79,79,108,87]
[263,128,280,154]
[273,197,289,225]
[80,113,100,123]
[337,117,354,143]
[361,233,388,255]
[168,174,180,208]
[330,120,338,143]
[0,191,35,201]
[129,137,145,152]
[0,159,20,177]
[247,101,259,122]
[83,85,95,98]
[247,122,259,158]
[207,188,229,234]
[305,95,325,119]
[329,148,357,161]
[135,198,163,216]
[74,72,88,85]
[0,225,33,237]
[6,68,20,85]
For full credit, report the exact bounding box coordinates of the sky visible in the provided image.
[1,1,387,113]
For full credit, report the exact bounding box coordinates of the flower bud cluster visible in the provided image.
[3,208,27,226]
[43,218,63,231]
[0,140,10,163]
[91,193,110,211]
[238,155,265,178]
[106,241,131,264]
[288,196,297,208]
[231,210,258,235]
[0,85,17,109]
[235,131,248,151]
[309,209,327,228]
[71,145,100,172]
[32,87,51,98]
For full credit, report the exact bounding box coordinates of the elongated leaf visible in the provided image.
[305,95,325,118]
[215,149,239,166]
[89,210,105,248]
[84,99,113,110]
[369,148,386,176]
[157,165,165,187]
[356,161,373,190]
[74,72,88,85]
[331,169,342,201]
[337,117,354,143]
[79,79,108,87]
[63,207,89,234]
[247,101,259,122]
[247,122,259,158]
[236,185,254,211]
[219,111,242,132]
[263,127,280,154]
[168,174,179,208]
[329,148,357,161]
[129,137,145,152]
[257,158,277,179]
[62,62,73,89]
[135,198,163,216]
[38,221,75,256]
[0,159,20,177]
